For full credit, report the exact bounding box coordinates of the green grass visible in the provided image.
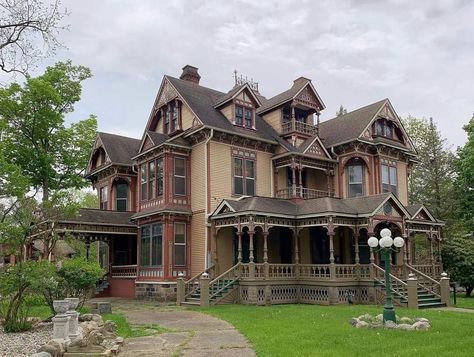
[28,305,91,320]
[451,292,474,309]
[198,304,474,357]
[102,313,172,338]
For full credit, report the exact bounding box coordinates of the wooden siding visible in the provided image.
[263,109,281,134]
[397,161,408,205]
[190,211,206,275]
[256,150,272,197]
[181,105,195,131]
[190,143,206,212]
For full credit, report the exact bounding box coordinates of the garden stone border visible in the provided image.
[349,313,431,331]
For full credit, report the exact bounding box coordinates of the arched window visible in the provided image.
[115,179,128,211]
[346,158,365,198]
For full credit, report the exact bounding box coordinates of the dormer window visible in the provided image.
[374,119,394,139]
[162,101,181,134]
[235,105,253,129]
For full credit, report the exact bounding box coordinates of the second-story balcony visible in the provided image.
[276,187,335,200]
[281,118,318,136]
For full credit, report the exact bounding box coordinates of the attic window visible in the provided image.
[374,119,394,139]
[162,101,181,134]
[235,105,253,129]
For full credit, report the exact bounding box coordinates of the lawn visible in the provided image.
[451,293,474,309]
[199,304,474,357]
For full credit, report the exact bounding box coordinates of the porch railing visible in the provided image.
[138,267,164,279]
[209,263,241,300]
[373,263,408,302]
[299,264,331,279]
[183,265,216,299]
[407,264,441,297]
[281,118,318,136]
[111,265,137,278]
[411,264,442,279]
[275,187,335,200]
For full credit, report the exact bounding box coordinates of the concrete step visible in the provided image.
[418,302,446,309]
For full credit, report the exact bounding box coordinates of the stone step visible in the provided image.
[418,302,446,309]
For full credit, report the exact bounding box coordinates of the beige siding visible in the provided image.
[397,161,408,205]
[263,110,282,134]
[299,228,311,264]
[181,105,196,131]
[256,151,272,197]
[216,227,234,273]
[220,104,233,123]
[191,211,206,275]
[277,168,287,190]
[209,142,233,212]
[306,168,327,191]
[191,143,206,212]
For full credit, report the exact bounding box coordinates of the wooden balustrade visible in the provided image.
[138,267,164,279]
[184,265,216,299]
[209,263,241,300]
[298,264,331,279]
[407,264,441,297]
[111,265,137,278]
[281,119,318,135]
[268,264,296,278]
[335,264,358,279]
[275,187,334,200]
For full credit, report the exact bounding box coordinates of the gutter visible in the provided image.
[204,129,214,269]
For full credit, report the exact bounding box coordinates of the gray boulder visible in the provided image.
[384,320,397,329]
[397,323,415,331]
[349,318,359,326]
[355,321,369,328]
[32,353,53,357]
[413,321,431,330]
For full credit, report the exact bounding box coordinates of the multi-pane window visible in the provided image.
[234,157,255,196]
[149,161,156,199]
[156,158,164,196]
[100,186,108,210]
[140,224,163,266]
[235,106,243,126]
[347,164,364,197]
[375,119,394,139]
[140,164,147,200]
[174,157,186,195]
[164,107,170,134]
[244,108,253,128]
[381,164,397,195]
[174,223,186,266]
[172,104,179,131]
[116,182,128,211]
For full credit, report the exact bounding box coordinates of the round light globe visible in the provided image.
[381,236,394,248]
[380,228,392,238]
[393,236,405,248]
[367,237,379,248]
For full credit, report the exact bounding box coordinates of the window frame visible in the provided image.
[140,164,148,200]
[346,162,364,198]
[115,182,128,211]
[381,162,398,195]
[174,157,186,196]
[140,223,163,267]
[99,186,108,210]
[173,222,186,266]
[232,150,256,196]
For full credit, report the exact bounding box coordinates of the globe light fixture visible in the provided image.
[369,227,405,323]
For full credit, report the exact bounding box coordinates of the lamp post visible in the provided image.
[368,228,405,323]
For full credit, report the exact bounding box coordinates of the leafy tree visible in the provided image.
[0,0,67,76]
[402,116,456,221]
[336,105,347,117]
[441,235,474,297]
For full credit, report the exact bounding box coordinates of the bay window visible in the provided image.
[140,224,163,266]
[174,157,186,195]
[174,223,186,266]
[149,161,156,199]
[157,158,164,196]
[140,164,147,200]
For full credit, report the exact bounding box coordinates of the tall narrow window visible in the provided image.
[235,106,243,125]
[234,158,244,195]
[116,182,128,211]
[151,224,163,266]
[164,107,170,134]
[157,158,164,196]
[384,122,393,138]
[140,226,151,266]
[233,157,255,196]
[149,161,156,199]
[381,164,398,195]
[100,186,108,210]
[376,120,384,136]
[174,157,186,195]
[245,160,255,195]
[244,108,253,128]
[171,104,178,131]
[347,164,364,197]
[141,164,147,200]
[174,223,186,266]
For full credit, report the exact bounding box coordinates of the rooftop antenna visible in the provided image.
[233,69,259,92]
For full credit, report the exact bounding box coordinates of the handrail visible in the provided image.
[210,262,241,285]
[372,264,408,302]
[184,264,216,299]
[372,264,407,287]
[406,264,441,297]
[209,262,241,300]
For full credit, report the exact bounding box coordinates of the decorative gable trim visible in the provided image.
[214,83,262,109]
[138,132,156,153]
[411,205,437,222]
[371,193,411,218]
[212,200,236,216]
[294,81,326,110]
[86,134,111,173]
[302,136,332,159]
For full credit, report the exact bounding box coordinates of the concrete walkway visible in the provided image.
[110,300,255,357]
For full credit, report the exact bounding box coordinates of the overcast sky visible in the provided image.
[32,0,474,147]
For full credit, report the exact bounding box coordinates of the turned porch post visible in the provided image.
[291,160,296,198]
[249,230,255,263]
[354,231,360,264]
[298,164,303,198]
[293,229,300,265]
[263,231,268,263]
[329,231,335,264]
[237,227,243,263]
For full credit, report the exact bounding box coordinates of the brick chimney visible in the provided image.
[180,65,201,84]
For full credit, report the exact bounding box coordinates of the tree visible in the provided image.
[441,235,474,297]
[0,60,97,259]
[402,116,457,221]
[0,0,67,76]
[336,105,347,117]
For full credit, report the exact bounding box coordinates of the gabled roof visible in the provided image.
[319,99,387,148]
[137,131,169,154]
[214,83,262,108]
[96,132,141,165]
[58,208,136,227]
[166,76,279,144]
[406,204,438,222]
[256,78,325,115]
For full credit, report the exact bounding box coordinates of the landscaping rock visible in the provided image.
[349,318,359,326]
[355,321,369,328]
[396,323,415,331]
[384,320,397,329]
[399,317,413,324]
[79,313,93,322]
[32,353,52,357]
[415,317,430,323]
[413,321,430,331]
[375,314,383,322]
[358,313,372,321]
[37,344,59,357]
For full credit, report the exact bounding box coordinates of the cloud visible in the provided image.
[33,0,474,145]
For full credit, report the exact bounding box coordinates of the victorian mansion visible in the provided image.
[54,65,445,307]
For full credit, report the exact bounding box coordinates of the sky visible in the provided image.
[23,0,474,147]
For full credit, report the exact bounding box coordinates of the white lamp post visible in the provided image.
[368,228,405,323]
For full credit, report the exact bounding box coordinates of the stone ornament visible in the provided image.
[52,300,70,315]
[349,313,431,331]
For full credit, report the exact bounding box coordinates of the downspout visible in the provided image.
[204,129,214,269]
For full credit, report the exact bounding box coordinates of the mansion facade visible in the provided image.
[56,65,446,307]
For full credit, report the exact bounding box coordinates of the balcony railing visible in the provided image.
[281,118,318,136]
[111,265,137,278]
[276,187,335,200]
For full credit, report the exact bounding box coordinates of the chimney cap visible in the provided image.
[180,65,201,84]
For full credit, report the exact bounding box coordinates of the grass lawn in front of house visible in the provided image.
[101,312,173,338]
[198,304,474,357]
[451,292,474,309]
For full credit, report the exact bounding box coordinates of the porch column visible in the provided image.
[368,231,375,264]
[237,229,243,263]
[293,229,300,265]
[212,226,219,274]
[291,162,296,197]
[263,231,268,263]
[298,165,303,198]
[249,230,254,263]
[328,231,335,264]
[354,232,360,264]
